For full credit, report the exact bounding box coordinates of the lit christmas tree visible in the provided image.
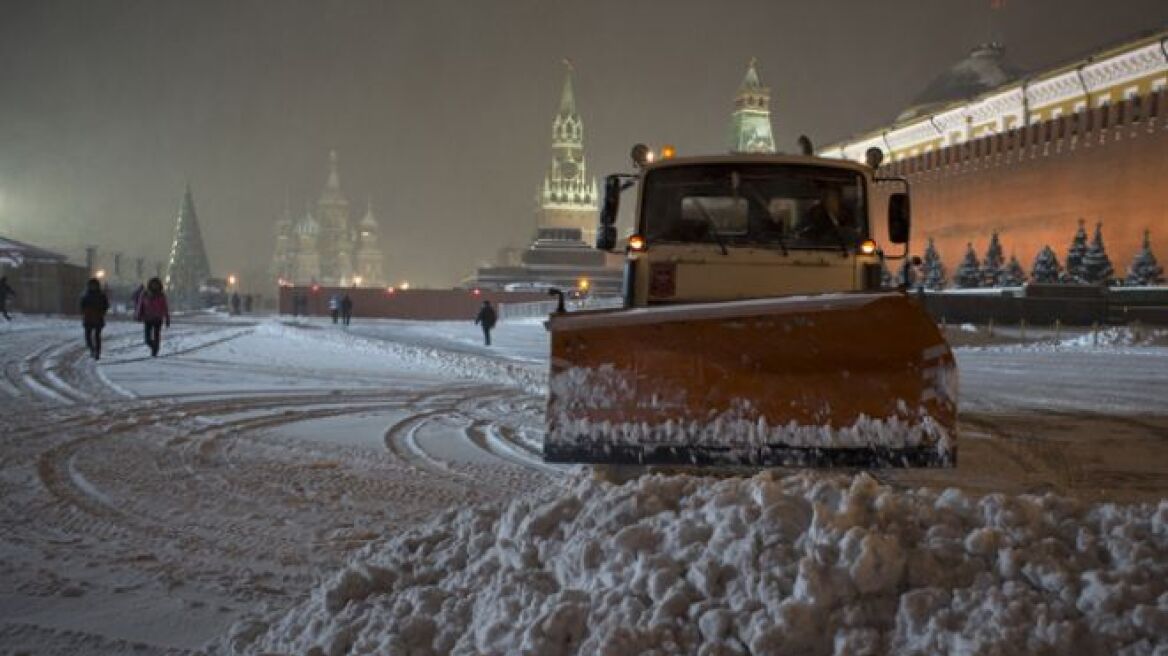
[1080,221,1114,285]
[1030,245,1062,283]
[953,243,982,288]
[920,237,947,290]
[164,184,212,309]
[981,231,1005,287]
[1125,229,1163,286]
[1001,254,1026,286]
[1063,219,1088,283]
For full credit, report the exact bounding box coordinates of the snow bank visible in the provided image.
[253,320,546,392]
[224,473,1168,655]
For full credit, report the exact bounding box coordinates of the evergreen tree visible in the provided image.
[1030,245,1062,283]
[1081,221,1114,285]
[920,237,947,290]
[981,231,1006,286]
[1064,219,1089,283]
[953,242,982,288]
[1125,229,1164,286]
[1001,254,1026,286]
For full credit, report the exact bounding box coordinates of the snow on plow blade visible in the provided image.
[544,292,957,468]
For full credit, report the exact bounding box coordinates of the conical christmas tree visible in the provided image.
[1081,222,1114,285]
[1064,219,1088,283]
[164,184,212,309]
[954,243,982,288]
[981,231,1006,287]
[1125,229,1164,286]
[1002,254,1026,286]
[1030,245,1062,283]
[921,237,947,290]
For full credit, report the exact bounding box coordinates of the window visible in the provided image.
[640,164,867,251]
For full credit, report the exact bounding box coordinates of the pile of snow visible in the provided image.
[224,472,1167,655]
[1059,326,1168,349]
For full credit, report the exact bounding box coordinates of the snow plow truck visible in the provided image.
[544,144,957,469]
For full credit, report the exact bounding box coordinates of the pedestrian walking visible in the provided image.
[474,300,497,346]
[79,278,110,360]
[230,292,241,315]
[328,293,340,324]
[0,276,16,321]
[136,277,170,357]
[340,294,353,327]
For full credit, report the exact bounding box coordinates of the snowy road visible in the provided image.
[0,315,1165,653]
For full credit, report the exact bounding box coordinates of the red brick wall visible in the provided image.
[277,287,550,320]
[871,89,1168,278]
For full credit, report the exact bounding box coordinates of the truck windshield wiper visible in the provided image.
[740,181,788,256]
[691,199,729,256]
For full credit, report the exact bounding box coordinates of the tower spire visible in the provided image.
[326,149,341,191]
[728,58,776,154]
[559,59,576,116]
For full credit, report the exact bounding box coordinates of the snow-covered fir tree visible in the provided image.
[920,238,947,290]
[953,242,982,288]
[1030,245,1062,283]
[1125,229,1164,286]
[1081,222,1114,285]
[981,231,1006,286]
[1064,219,1088,283]
[1001,255,1026,286]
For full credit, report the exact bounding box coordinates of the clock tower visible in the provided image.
[728,58,776,154]
[540,60,599,244]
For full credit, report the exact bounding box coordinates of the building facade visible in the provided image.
[821,30,1168,276]
[271,151,385,286]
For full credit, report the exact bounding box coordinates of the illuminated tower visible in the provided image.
[355,200,385,285]
[728,58,776,154]
[164,184,212,309]
[316,150,353,284]
[539,60,599,244]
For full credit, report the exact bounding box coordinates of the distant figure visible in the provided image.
[0,276,16,321]
[243,294,253,314]
[474,300,497,346]
[136,277,170,357]
[230,292,241,315]
[79,278,110,360]
[340,294,353,327]
[328,293,341,324]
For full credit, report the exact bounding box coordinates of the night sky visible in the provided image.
[2,0,1166,288]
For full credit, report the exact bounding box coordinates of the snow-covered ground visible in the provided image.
[1,314,1165,654]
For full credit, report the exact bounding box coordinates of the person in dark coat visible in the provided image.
[0,276,16,321]
[79,278,110,359]
[135,277,170,357]
[474,300,497,346]
[230,292,241,315]
[340,294,353,327]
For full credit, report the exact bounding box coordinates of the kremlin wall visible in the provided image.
[824,29,1168,276]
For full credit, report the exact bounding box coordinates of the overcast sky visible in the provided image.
[2,0,1166,288]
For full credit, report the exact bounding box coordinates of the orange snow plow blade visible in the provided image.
[544,292,957,468]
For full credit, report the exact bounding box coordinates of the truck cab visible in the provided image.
[597,154,909,307]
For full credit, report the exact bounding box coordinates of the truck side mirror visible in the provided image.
[596,175,623,250]
[888,193,911,244]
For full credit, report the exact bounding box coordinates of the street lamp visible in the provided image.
[95,269,106,280]
[227,274,237,288]
[400,281,411,290]
[353,275,363,287]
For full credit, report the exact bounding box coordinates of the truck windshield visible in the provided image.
[640,164,867,251]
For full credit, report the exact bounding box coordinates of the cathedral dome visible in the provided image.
[897,43,1022,122]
